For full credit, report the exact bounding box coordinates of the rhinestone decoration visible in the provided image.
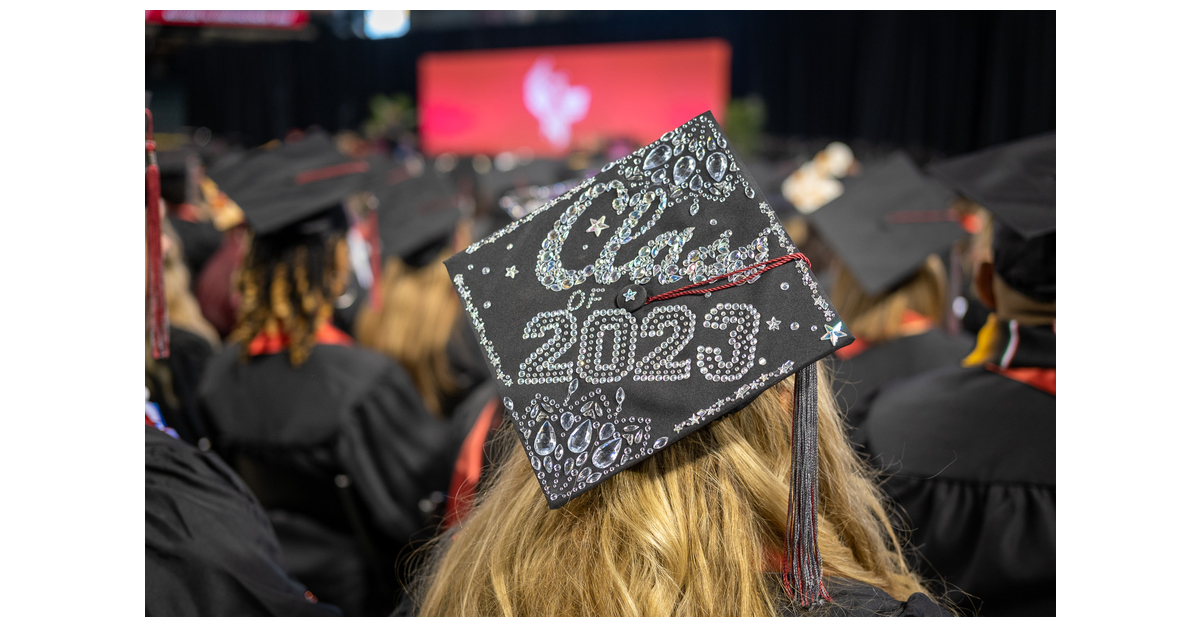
[697,302,760,382]
[821,322,848,346]
[790,322,800,331]
[448,114,844,506]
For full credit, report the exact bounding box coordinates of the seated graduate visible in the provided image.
[806,152,973,421]
[145,128,337,616]
[851,133,1055,616]
[199,131,462,616]
[405,113,947,616]
[355,159,493,421]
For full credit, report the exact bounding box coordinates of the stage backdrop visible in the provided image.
[418,40,730,156]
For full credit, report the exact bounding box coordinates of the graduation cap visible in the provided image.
[210,131,370,235]
[376,166,464,267]
[807,152,964,295]
[928,133,1055,302]
[445,111,852,606]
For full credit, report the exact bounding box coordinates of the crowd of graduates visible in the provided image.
[144,109,1054,617]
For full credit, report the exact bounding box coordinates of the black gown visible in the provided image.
[198,341,463,616]
[145,425,341,616]
[850,323,1055,616]
[830,329,972,422]
[146,326,216,446]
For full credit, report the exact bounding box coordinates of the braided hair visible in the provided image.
[229,208,349,366]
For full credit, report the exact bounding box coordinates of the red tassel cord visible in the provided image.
[146,109,169,359]
[645,252,810,304]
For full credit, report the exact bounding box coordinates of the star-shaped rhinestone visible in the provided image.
[821,322,848,346]
[623,288,638,302]
[505,265,519,278]
[586,215,610,237]
[766,317,781,331]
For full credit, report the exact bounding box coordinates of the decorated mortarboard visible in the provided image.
[210,130,370,235]
[928,133,1055,301]
[377,166,464,267]
[807,152,965,295]
[445,111,852,606]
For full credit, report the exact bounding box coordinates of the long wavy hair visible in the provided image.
[355,222,470,418]
[829,255,947,344]
[228,221,349,367]
[410,362,928,616]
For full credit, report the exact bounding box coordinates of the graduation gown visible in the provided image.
[146,326,216,446]
[145,425,341,616]
[198,339,462,616]
[830,329,972,422]
[850,322,1055,616]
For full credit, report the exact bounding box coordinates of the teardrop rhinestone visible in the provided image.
[705,152,727,182]
[503,397,514,411]
[623,425,639,432]
[651,168,667,185]
[643,144,671,170]
[568,379,579,395]
[576,452,587,466]
[555,444,564,460]
[560,411,576,431]
[745,185,756,199]
[592,437,622,469]
[616,387,625,404]
[588,470,603,483]
[653,436,669,449]
[544,456,553,470]
[689,174,703,191]
[565,458,575,472]
[534,421,557,456]
[531,456,542,471]
[580,400,596,417]
[541,402,556,415]
[673,156,696,186]
[599,422,615,440]
[706,136,717,151]
[567,420,593,453]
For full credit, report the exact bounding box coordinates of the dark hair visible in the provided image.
[229,206,349,366]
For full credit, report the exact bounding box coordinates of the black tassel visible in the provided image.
[783,365,828,606]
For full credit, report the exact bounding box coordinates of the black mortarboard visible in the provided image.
[928,133,1055,301]
[210,131,370,235]
[445,111,851,606]
[808,152,964,295]
[376,166,463,267]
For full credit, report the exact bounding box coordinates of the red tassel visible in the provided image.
[146,109,169,359]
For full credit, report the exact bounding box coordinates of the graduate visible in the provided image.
[406,112,947,616]
[198,131,462,616]
[850,133,1056,616]
[806,152,973,421]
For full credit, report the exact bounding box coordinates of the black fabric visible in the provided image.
[830,329,972,423]
[445,111,851,509]
[168,216,223,282]
[198,342,463,616]
[209,130,371,234]
[808,152,963,295]
[146,326,216,446]
[375,166,462,266]
[157,11,1053,156]
[850,324,1055,616]
[145,425,342,617]
[440,314,498,419]
[775,577,950,617]
[993,223,1055,302]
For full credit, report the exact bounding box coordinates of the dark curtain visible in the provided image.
[152,10,1054,156]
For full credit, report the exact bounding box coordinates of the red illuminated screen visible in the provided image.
[418,39,731,156]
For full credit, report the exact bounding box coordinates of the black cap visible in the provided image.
[476,159,567,202]
[928,133,1055,302]
[808,152,964,295]
[927,132,1055,239]
[376,167,464,267]
[210,131,371,235]
[444,111,851,510]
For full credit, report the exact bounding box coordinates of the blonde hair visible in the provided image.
[412,362,928,616]
[161,219,220,349]
[355,253,462,417]
[829,255,947,344]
